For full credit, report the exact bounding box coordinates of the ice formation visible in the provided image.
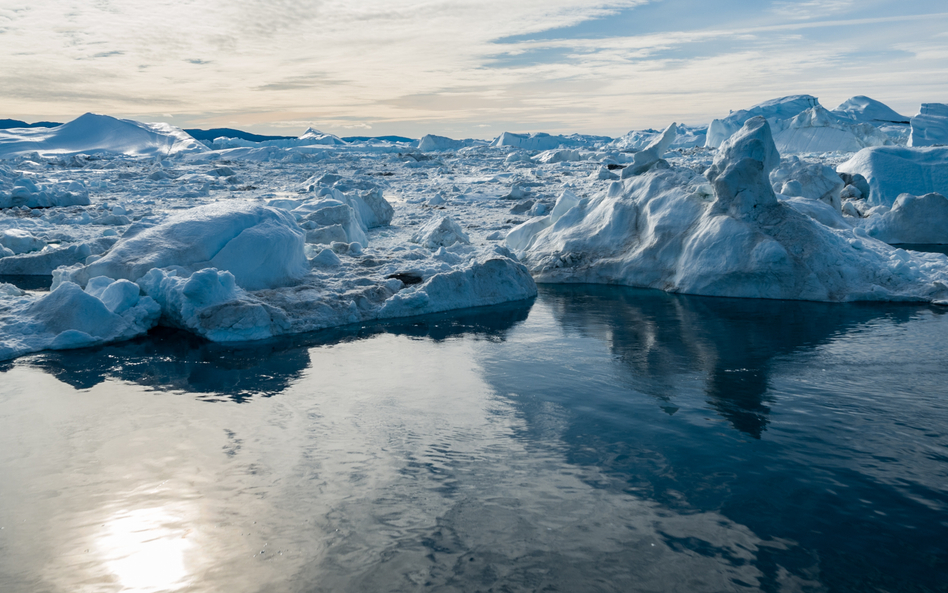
[510,117,948,303]
[705,95,820,148]
[862,193,948,245]
[2,94,947,361]
[908,103,948,147]
[771,106,891,154]
[837,146,948,206]
[0,113,206,158]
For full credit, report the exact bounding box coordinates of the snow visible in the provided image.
[837,146,948,206]
[510,116,948,304]
[1,101,947,361]
[862,193,948,244]
[908,103,948,147]
[0,113,207,158]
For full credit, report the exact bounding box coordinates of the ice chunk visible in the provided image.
[64,202,308,291]
[417,134,467,151]
[620,123,677,178]
[908,103,948,147]
[832,96,910,125]
[410,216,471,249]
[612,124,706,150]
[491,132,610,150]
[863,193,948,244]
[770,156,844,210]
[138,268,286,342]
[0,229,46,255]
[0,280,160,361]
[837,146,948,206]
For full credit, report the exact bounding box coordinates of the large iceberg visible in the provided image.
[509,117,948,303]
[908,103,948,147]
[491,132,610,151]
[0,113,207,158]
[771,106,892,154]
[832,96,910,125]
[704,95,820,148]
[60,201,310,291]
[837,146,948,206]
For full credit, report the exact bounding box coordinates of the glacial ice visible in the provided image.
[1,95,947,360]
[837,146,948,206]
[705,95,820,148]
[511,117,948,304]
[908,103,948,147]
[862,193,948,245]
[0,113,207,158]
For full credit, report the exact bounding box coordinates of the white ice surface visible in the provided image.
[705,95,820,148]
[832,96,910,125]
[862,193,948,245]
[1,106,947,360]
[837,146,948,206]
[510,117,948,304]
[908,103,948,147]
[0,113,207,158]
[771,106,892,154]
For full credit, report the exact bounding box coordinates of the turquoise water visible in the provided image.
[1,285,946,592]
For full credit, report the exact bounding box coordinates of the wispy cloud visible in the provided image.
[2,0,947,136]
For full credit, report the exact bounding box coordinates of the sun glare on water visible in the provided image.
[96,507,195,592]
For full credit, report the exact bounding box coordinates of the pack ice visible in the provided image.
[508,117,948,303]
[2,98,948,361]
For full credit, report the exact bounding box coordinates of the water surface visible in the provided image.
[1,286,946,592]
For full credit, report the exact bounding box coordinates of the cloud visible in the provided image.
[2,0,947,137]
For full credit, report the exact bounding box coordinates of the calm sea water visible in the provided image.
[1,285,946,592]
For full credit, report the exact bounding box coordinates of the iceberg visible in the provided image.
[510,117,948,303]
[832,96,910,125]
[0,113,207,158]
[837,146,948,206]
[771,106,892,154]
[908,103,948,147]
[705,95,820,148]
[491,132,610,151]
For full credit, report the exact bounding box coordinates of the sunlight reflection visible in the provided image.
[96,507,195,592]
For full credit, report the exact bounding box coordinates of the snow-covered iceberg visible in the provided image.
[491,132,610,151]
[832,96,910,125]
[59,201,310,291]
[705,95,820,148]
[771,106,892,154]
[837,146,948,206]
[908,103,948,147]
[509,116,948,303]
[0,113,207,158]
[612,124,707,151]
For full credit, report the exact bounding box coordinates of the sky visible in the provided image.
[1,0,947,138]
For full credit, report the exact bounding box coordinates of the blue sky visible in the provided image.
[1,0,946,138]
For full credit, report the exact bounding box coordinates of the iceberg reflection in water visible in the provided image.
[0,287,946,592]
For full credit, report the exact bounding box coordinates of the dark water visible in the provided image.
[1,286,946,592]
